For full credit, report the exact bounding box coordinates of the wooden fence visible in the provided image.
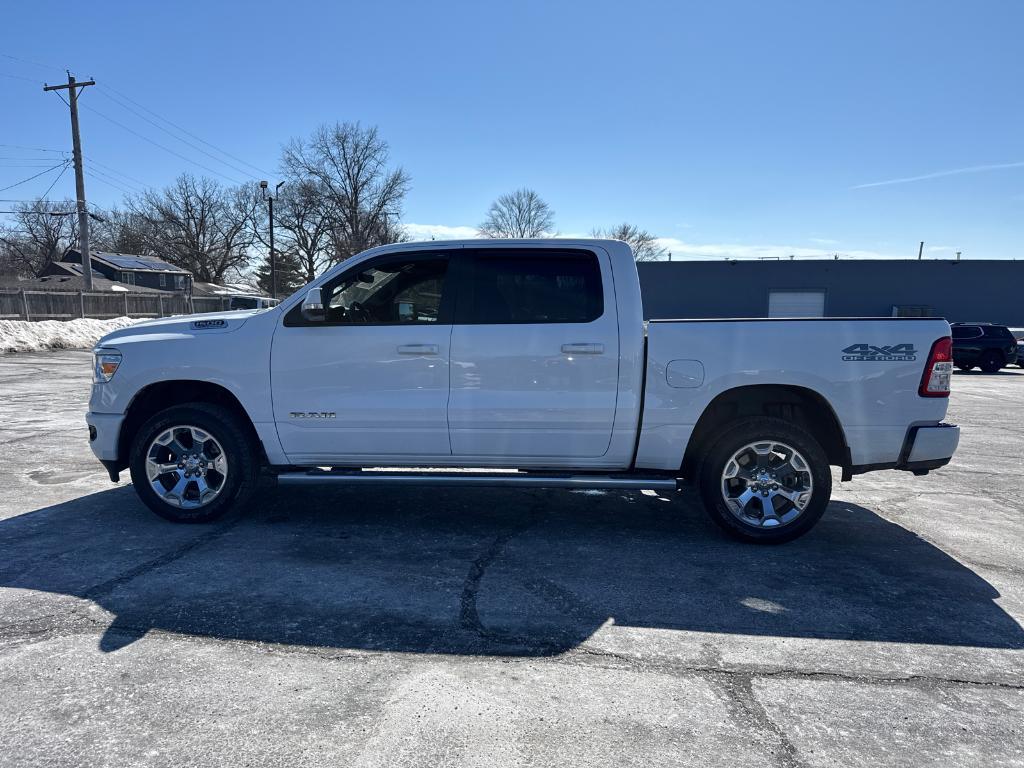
[0,290,236,321]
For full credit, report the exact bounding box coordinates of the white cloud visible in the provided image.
[809,237,839,245]
[853,161,1024,189]
[651,237,901,261]
[403,223,480,241]
[400,223,904,260]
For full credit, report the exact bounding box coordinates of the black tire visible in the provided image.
[955,363,974,371]
[979,351,1004,374]
[697,416,832,544]
[129,402,259,523]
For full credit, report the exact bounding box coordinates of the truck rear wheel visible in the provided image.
[697,417,831,544]
[129,403,259,523]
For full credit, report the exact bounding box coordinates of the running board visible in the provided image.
[276,469,679,491]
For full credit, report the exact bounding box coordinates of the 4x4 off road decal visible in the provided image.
[842,343,917,362]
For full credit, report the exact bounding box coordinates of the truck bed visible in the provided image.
[635,317,953,471]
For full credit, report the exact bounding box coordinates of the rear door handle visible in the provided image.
[397,344,439,355]
[561,343,604,355]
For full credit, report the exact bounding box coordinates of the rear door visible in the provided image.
[447,247,619,462]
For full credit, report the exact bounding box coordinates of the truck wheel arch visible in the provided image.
[117,380,264,470]
[680,384,849,481]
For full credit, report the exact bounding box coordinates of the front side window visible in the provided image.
[324,258,449,324]
[463,251,603,324]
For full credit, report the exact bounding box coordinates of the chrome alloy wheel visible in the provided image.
[720,440,813,528]
[145,425,228,509]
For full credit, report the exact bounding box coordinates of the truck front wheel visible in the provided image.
[697,417,831,544]
[129,403,259,523]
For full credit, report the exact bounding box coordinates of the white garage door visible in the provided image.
[768,290,825,318]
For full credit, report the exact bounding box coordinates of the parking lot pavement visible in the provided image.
[1,352,1022,767]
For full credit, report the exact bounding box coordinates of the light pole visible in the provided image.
[260,180,285,298]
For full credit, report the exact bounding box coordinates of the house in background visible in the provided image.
[42,249,193,293]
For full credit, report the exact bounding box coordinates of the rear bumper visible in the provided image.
[850,423,959,477]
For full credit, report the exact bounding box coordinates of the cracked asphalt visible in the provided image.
[1,351,1022,767]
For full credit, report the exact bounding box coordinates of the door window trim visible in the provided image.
[283,251,458,327]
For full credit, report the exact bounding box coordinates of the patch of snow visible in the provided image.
[0,317,140,354]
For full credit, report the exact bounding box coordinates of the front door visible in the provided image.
[447,247,620,462]
[271,251,456,463]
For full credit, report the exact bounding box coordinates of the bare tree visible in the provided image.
[281,122,410,264]
[249,180,334,283]
[91,207,154,255]
[0,199,78,277]
[129,174,259,283]
[478,188,554,238]
[592,222,667,262]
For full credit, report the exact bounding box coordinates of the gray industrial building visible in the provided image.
[637,259,1022,327]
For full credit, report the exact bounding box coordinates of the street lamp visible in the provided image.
[260,180,285,299]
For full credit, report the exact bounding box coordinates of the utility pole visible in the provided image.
[917,241,924,260]
[44,74,95,290]
[260,180,285,298]
[956,250,961,261]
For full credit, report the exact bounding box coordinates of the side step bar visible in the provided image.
[277,470,679,491]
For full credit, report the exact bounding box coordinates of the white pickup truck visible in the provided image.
[87,239,959,543]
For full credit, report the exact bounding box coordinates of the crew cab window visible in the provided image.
[952,326,982,339]
[323,258,448,324]
[462,251,603,324]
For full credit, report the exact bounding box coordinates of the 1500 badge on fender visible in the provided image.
[842,343,917,362]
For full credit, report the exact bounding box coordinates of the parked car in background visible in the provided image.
[951,322,1019,372]
[227,295,281,311]
[1013,330,1024,367]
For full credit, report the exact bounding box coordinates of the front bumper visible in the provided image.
[86,411,124,463]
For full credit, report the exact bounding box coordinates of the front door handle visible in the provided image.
[397,344,439,355]
[561,343,604,355]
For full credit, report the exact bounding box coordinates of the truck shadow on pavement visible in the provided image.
[2,483,1022,655]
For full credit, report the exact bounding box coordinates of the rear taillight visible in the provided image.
[919,337,952,397]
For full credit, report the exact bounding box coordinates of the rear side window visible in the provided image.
[462,251,603,324]
[952,326,981,339]
[983,325,1013,339]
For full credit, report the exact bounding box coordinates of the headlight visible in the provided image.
[94,350,122,383]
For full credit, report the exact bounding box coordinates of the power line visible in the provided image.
[0,163,68,193]
[84,163,141,195]
[0,197,71,203]
[80,102,245,185]
[85,156,148,187]
[0,144,67,153]
[95,86,262,181]
[0,162,69,167]
[102,82,275,177]
[38,162,71,199]
[0,52,66,73]
[0,71,37,83]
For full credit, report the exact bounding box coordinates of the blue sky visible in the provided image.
[2,0,1021,260]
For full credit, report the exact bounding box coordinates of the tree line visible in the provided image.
[0,122,666,295]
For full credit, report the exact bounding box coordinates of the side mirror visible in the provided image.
[301,288,326,322]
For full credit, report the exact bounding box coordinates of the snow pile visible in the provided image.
[0,317,140,354]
